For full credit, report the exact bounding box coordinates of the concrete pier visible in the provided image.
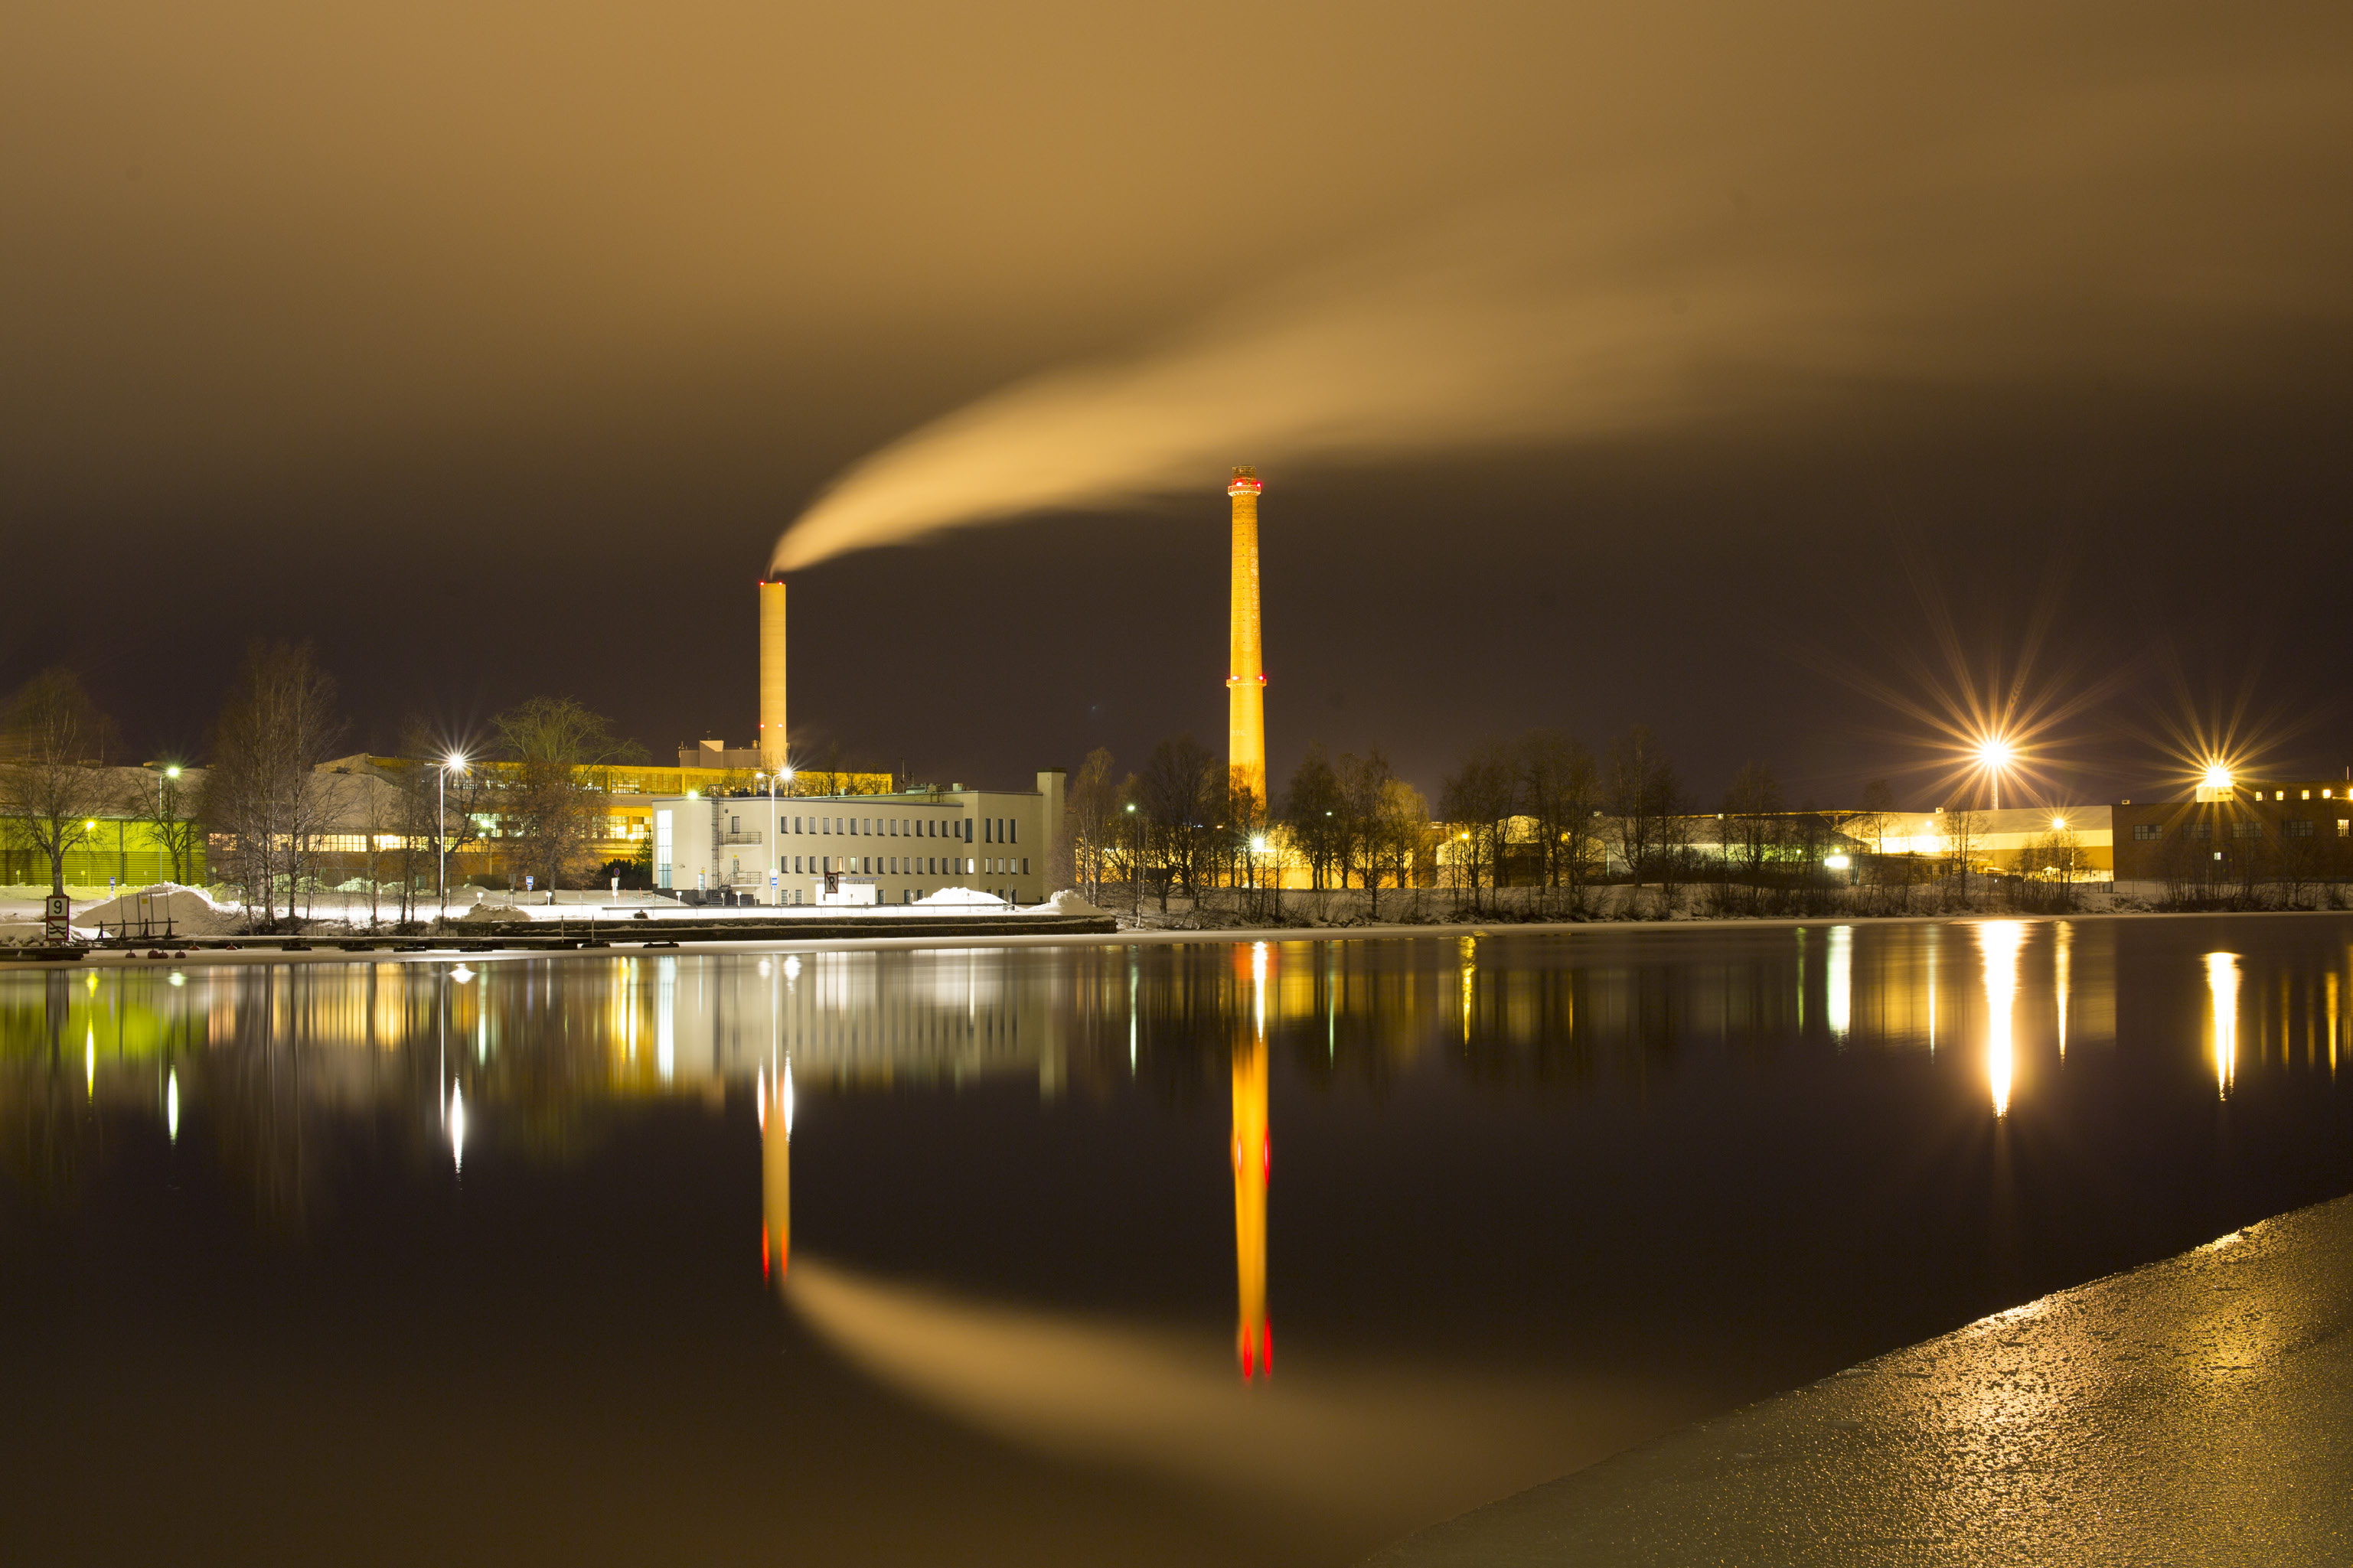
[1369,1195,2353,1566]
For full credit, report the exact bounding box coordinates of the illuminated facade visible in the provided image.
[1226,467,1268,808]
[632,772,1065,905]
[2112,780,2353,884]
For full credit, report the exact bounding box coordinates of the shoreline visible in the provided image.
[5,902,2351,971]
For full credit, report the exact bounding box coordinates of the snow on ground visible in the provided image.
[1027,888,1111,918]
[914,887,1006,908]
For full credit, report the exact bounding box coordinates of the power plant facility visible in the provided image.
[609,570,1062,906]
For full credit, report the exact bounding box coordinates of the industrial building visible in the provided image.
[2112,777,2353,883]
[634,773,1066,906]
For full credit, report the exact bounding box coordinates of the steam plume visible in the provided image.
[772,55,2350,571]
[787,1256,1657,1520]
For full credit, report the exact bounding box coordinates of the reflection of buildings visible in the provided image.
[1234,944,1269,1381]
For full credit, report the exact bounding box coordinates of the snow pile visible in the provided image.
[914,886,1007,908]
[67,883,245,937]
[1030,888,1111,918]
[458,901,519,923]
[0,921,50,947]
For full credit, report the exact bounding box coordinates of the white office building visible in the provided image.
[643,771,1065,908]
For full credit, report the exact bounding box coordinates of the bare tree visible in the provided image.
[1281,743,1346,892]
[1604,725,1687,900]
[489,697,645,896]
[1721,760,1787,908]
[202,643,348,925]
[1139,736,1220,912]
[1939,807,1989,906]
[126,765,207,886]
[1439,742,1517,909]
[1375,778,1431,908]
[1519,730,1597,904]
[1067,747,1120,905]
[1337,749,1395,913]
[1849,778,1898,859]
[0,669,120,897]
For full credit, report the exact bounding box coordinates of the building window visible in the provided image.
[2192,823,2211,840]
[2338,820,2350,837]
[2232,821,2262,839]
[1022,857,1030,874]
[1008,820,1017,843]
[2285,819,2315,837]
[2133,823,2161,842]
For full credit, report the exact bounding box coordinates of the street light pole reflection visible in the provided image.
[2206,953,2240,1100]
[1976,922,2026,1117]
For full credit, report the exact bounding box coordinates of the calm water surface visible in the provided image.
[5,916,2352,1565]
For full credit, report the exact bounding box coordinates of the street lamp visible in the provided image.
[1973,735,2016,811]
[756,763,795,906]
[1125,801,1140,918]
[439,753,468,922]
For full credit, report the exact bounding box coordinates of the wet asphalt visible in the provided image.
[1369,1195,2353,1566]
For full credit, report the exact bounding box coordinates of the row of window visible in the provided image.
[774,856,1030,877]
[2133,820,2350,841]
[717,812,1007,843]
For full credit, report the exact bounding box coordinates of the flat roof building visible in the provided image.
[637,771,1066,907]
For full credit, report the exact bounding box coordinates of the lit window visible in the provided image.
[2276,791,2286,800]
[2339,820,2350,838]
[2302,790,2312,800]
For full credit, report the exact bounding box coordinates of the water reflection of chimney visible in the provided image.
[762,1058,794,1288]
[1235,944,1271,1381]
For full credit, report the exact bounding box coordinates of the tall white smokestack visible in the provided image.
[759,577,788,774]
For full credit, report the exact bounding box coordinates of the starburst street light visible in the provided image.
[1972,732,2019,810]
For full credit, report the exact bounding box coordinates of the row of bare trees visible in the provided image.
[1066,736,1433,918]
[1435,727,1690,907]
[3,650,647,926]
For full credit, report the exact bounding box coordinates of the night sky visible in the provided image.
[6,2,2348,807]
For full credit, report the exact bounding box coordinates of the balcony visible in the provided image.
[721,830,764,845]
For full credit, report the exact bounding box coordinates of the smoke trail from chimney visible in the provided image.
[770,50,2351,573]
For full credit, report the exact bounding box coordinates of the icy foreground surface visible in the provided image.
[1368,1195,2353,1567]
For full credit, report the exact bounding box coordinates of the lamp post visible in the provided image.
[438,753,468,924]
[1125,801,1140,918]
[756,764,794,906]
